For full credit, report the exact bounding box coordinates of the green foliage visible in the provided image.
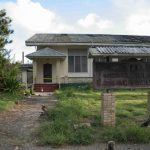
[0,9,13,49]
[37,121,67,146]
[24,88,31,95]
[101,122,150,143]
[3,63,21,93]
[38,88,150,146]
[69,127,95,144]
[4,78,21,93]
[0,92,22,111]
[38,88,99,146]
[60,83,92,91]
[0,9,21,93]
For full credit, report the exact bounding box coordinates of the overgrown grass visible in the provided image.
[37,87,150,146]
[0,92,22,111]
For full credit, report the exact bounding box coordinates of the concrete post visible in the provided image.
[22,71,27,89]
[107,141,115,150]
[101,92,115,126]
[33,60,37,84]
[56,59,60,83]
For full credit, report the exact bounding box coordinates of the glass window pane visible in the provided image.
[68,56,74,72]
[82,56,87,72]
[75,56,81,72]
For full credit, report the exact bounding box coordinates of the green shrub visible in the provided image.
[4,78,21,93]
[2,63,21,94]
[24,88,31,95]
[0,92,22,111]
[101,123,150,143]
[69,127,95,145]
[38,121,67,146]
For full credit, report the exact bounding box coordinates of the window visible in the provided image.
[68,49,87,72]
[82,56,87,72]
[68,56,74,72]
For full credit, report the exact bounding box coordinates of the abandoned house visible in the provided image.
[25,34,150,92]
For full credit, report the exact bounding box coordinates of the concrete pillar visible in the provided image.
[101,92,115,126]
[56,59,60,83]
[147,92,150,116]
[33,60,37,84]
[22,71,27,88]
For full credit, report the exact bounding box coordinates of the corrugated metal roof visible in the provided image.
[20,64,33,71]
[25,34,150,46]
[88,46,150,57]
[26,47,66,59]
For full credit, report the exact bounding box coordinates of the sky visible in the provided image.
[1,0,150,62]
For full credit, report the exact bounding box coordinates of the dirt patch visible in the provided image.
[0,95,57,149]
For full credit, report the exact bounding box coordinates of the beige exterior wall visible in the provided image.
[22,71,27,87]
[33,45,93,83]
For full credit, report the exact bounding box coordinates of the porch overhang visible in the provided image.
[26,47,66,60]
[88,46,150,58]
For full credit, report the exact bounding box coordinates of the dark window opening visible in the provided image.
[68,56,87,72]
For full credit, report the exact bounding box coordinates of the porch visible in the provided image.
[26,47,66,92]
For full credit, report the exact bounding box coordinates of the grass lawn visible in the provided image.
[0,92,22,111]
[37,87,150,146]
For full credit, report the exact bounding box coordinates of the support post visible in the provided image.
[101,91,115,126]
[56,59,60,83]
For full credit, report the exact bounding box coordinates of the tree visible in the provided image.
[0,9,13,53]
[0,9,20,93]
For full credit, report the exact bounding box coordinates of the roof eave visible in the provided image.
[26,56,66,60]
[25,42,150,47]
[89,53,150,58]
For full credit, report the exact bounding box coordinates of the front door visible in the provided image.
[43,64,52,83]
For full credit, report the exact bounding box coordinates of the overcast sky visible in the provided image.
[1,0,150,62]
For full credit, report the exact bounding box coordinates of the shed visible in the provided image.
[20,64,33,87]
[89,46,150,89]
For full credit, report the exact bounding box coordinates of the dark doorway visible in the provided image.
[43,64,52,83]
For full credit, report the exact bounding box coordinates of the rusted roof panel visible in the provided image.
[89,46,150,57]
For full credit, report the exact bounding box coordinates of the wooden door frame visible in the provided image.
[43,63,52,83]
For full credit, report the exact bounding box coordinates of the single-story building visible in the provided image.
[25,33,150,92]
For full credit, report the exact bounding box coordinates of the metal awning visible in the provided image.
[26,47,66,60]
[88,46,150,57]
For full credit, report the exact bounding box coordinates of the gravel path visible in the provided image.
[0,95,57,150]
[0,95,150,150]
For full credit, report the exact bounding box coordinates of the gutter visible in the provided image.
[88,53,150,58]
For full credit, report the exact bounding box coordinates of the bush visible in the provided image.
[101,122,150,143]
[2,63,21,94]
[0,92,23,111]
[69,127,95,144]
[38,121,95,146]
[4,78,21,93]
[38,121,67,146]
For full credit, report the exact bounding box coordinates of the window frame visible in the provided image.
[68,49,88,73]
